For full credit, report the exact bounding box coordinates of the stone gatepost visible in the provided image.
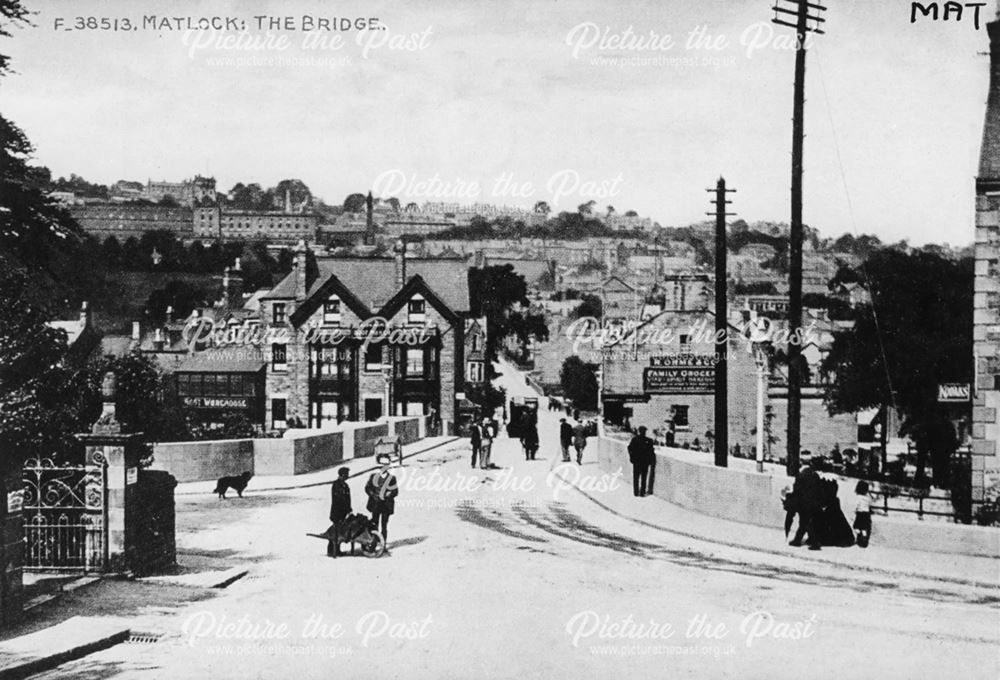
[76,372,145,574]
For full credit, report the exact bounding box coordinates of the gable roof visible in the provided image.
[266,257,470,313]
[377,275,459,325]
[289,275,371,327]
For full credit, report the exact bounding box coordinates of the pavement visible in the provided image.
[0,617,129,680]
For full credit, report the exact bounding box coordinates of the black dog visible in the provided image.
[214,471,252,499]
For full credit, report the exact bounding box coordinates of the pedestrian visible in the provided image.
[665,421,676,448]
[559,418,573,462]
[480,417,494,469]
[366,453,398,544]
[470,419,482,469]
[789,454,823,551]
[522,414,539,460]
[853,480,872,548]
[328,467,352,558]
[628,426,654,497]
[572,420,588,465]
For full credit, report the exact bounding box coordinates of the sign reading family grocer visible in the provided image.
[643,355,715,394]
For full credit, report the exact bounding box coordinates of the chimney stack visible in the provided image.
[79,301,89,327]
[365,191,374,245]
[294,240,308,301]
[234,256,242,271]
[284,189,291,214]
[154,328,164,351]
[394,240,407,288]
[165,305,174,321]
[132,321,141,341]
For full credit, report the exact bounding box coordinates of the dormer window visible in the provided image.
[324,298,342,324]
[408,297,426,323]
[272,302,286,325]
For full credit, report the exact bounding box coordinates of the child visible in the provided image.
[853,481,872,548]
[780,484,797,538]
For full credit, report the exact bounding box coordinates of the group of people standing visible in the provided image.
[782,454,872,550]
[559,417,590,464]
[327,453,399,558]
[470,416,500,468]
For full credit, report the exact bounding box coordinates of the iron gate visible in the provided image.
[22,453,107,571]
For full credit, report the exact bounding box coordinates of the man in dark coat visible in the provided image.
[469,420,482,469]
[328,467,352,558]
[366,454,398,543]
[559,418,573,462]
[628,426,654,497]
[789,455,823,550]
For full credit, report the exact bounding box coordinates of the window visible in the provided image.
[365,343,382,371]
[271,398,287,429]
[272,344,287,371]
[406,348,424,376]
[177,374,190,396]
[679,334,691,353]
[323,299,341,324]
[408,297,426,322]
[467,361,484,383]
[471,334,480,352]
[671,405,690,429]
[273,302,286,325]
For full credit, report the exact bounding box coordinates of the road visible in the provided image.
[31,361,1000,679]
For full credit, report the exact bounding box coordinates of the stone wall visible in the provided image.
[152,439,255,483]
[151,418,420,482]
[595,434,1000,558]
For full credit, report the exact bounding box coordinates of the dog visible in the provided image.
[214,471,252,499]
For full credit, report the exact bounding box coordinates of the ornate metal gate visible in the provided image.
[22,454,107,571]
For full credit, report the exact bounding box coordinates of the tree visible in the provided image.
[158,195,179,207]
[624,210,638,217]
[386,197,400,213]
[560,355,598,411]
[578,200,596,216]
[274,179,312,210]
[102,236,122,267]
[533,201,550,216]
[571,293,602,319]
[821,249,972,485]
[343,193,367,213]
[144,280,207,322]
[0,270,95,467]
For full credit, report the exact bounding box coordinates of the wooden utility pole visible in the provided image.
[772,0,826,476]
[708,178,735,468]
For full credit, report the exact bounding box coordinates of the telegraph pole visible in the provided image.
[772,0,826,476]
[707,177,736,468]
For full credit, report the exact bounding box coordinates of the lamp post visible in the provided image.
[753,341,771,473]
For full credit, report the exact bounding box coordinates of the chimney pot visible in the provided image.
[132,321,140,340]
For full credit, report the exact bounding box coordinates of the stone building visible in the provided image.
[258,243,474,431]
[69,204,194,241]
[193,206,319,243]
[144,175,216,206]
[972,12,1000,512]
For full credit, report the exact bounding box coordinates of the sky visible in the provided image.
[0,0,993,245]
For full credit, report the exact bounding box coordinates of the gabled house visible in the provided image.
[259,241,474,431]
